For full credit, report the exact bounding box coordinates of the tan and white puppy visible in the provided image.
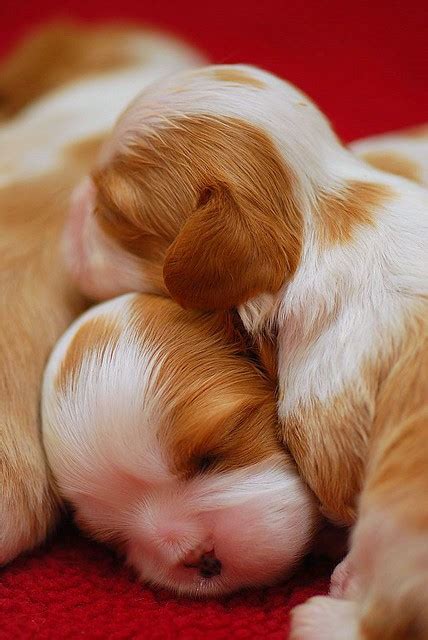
[42,292,318,596]
[0,23,202,565]
[63,65,427,637]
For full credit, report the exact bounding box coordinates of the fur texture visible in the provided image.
[42,293,318,596]
[0,23,202,565]
[64,64,427,636]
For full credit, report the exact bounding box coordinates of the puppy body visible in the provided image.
[42,293,318,596]
[350,125,428,187]
[0,24,202,565]
[65,65,427,636]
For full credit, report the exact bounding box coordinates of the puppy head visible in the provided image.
[64,64,343,307]
[43,293,318,596]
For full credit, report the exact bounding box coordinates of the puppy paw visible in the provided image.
[329,554,353,598]
[290,596,359,640]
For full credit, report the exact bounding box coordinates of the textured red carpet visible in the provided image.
[0,1,427,638]
[0,524,331,639]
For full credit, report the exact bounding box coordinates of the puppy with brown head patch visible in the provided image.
[0,23,202,565]
[42,293,318,596]
[64,64,428,637]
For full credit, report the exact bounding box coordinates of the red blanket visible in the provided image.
[0,2,426,638]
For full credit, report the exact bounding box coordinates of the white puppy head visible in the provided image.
[43,293,318,596]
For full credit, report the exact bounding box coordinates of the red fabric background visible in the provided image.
[0,1,427,638]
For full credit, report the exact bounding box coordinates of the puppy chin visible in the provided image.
[63,177,143,300]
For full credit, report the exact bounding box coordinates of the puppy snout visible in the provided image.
[183,548,222,578]
[199,551,222,578]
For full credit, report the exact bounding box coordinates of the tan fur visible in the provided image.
[56,316,120,393]
[0,22,140,119]
[284,394,369,526]
[94,114,303,309]
[0,22,147,562]
[129,296,282,475]
[210,68,265,88]
[0,163,93,561]
[296,311,428,639]
[362,313,428,526]
[361,151,423,184]
[253,332,280,383]
[316,181,393,247]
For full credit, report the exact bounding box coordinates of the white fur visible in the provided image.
[270,175,427,415]
[42,293,317,596]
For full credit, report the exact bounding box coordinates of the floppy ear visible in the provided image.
[163,184,296,310]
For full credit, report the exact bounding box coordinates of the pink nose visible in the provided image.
[183,548,222,578]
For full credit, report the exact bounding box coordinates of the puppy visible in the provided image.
[0,23,202,565]
[42,292,318,596]
[64,65,427,637]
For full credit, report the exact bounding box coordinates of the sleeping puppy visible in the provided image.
[42,292,318,596]
[0,23,202,565]
[63,65,427,637]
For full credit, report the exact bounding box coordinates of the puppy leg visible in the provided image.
[0,308,61,563]
[0,242,85,563]
[291,335,428,639]
[0,437,58,565]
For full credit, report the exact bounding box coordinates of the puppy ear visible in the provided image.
[163,184,296,309]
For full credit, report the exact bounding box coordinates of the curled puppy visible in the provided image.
[42,293,318,596]
[0,23,202,565]
[63,65,427,637]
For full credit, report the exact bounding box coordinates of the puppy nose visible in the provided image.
[198,551,222,578]
[183,548,222,578]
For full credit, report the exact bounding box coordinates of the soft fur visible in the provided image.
[42,293,318,596]
[64,64,427,637]
[0,23,202,565]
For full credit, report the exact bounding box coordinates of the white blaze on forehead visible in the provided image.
[43,293,172,497]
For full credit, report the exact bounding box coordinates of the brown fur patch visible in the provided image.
[56,316,120,393]
[362,150,423,184]
[94,114,303,310]
[211,68,265,88]
[349,312,428,639]
[253,332,279,384]
[316,181,393,246]
[283,389,372,526]
[0,22,140,119]
[128,295,284,476]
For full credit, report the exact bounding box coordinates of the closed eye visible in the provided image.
[193,453,222,474]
